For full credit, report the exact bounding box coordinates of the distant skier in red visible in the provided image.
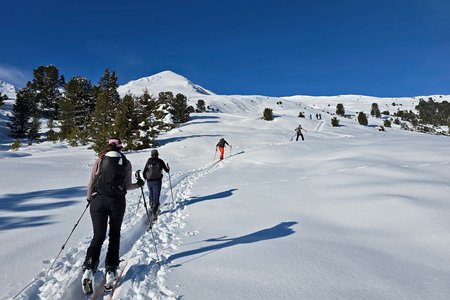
[216,138,231,160]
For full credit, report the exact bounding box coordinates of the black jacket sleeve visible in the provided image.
[142,159,149,180]
[160,159,170,172]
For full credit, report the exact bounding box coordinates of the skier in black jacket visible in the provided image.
[81,138,144,294]
[143,149,169,221]
[216,138,231,160]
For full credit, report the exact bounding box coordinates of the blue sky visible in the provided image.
[1,0,449,97]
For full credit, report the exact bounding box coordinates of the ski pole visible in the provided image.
[135,193,142,215]
[15,202,90,298]
[138,187,161,264]
[149,225,162,265]
[213,148,217,161]
[134,171,143,214]
[136,170,152,225]
[230,145,232,156]
[167,163,175,204]
[46,201,91,276]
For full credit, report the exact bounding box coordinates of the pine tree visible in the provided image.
[8,86,36,138]
[89,69,121,152]
[158,91,174,107]
[263,108,273,121]
[196,99,206,112]
[90,89,116,153]
[371,103,381,118]
[331,117,340,127]
[115,94,139,150]
[47,119,58,142]
[27,115,41,145]
[30,65,64,120]
[97,69,121,110]
[358,111,368,125]
[59,76,94,141]
[169,93,190,124]
[136,90,160,149]
[336,103,345,116]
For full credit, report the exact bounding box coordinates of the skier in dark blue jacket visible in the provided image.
[143,149,169,222]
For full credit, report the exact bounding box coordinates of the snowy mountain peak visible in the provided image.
[0,80,17,99]
[117,70,215,97]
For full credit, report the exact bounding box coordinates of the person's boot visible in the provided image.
[81,257,97,294]
[104,265,118,291]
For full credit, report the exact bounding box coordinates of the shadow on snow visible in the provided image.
[188,115,221,121]
[162,188,237,216]
[157,134,221,146]
[185,188,238,206]
[0,215,55,230]
[0,186,85,230]
[0,186,85,212]
[168,221,297,266]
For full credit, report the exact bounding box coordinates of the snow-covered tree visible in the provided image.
[136,90,160,149]
[8,86,37,138]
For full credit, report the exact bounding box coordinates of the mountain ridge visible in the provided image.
[117,70,215,98]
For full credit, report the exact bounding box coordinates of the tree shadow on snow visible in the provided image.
[185,188,238,206]
[187,120,220,125]
[0,215,55,230]
[0,186,85,212]
[189,115,221,121]
[162,188,238,215]
[168,221,297,267]
[157,134,221,146]
[187,114,221,125]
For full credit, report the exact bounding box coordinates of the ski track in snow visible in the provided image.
[14,150,242,300]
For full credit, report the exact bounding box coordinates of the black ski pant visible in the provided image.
[296,132,304,141]
[85,194,125,270]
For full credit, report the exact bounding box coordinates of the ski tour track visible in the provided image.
[14,147,247,300]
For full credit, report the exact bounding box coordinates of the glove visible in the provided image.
[137,178,145,187]
[87,198,91,204]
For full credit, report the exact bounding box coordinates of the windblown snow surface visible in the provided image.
[1,81,450,299]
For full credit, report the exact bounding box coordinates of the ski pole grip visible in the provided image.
[135,170,141,180]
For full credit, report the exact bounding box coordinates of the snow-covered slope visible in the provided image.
[117,71,450,120]
[283,94,450,117]
[0,80,17,99]
[1,71,450,299]
[117,70,215,98]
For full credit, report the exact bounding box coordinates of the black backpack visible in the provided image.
[93,152,128,197]
[145,159,162,180]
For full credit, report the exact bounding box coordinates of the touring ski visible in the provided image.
[104,260,128,297]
